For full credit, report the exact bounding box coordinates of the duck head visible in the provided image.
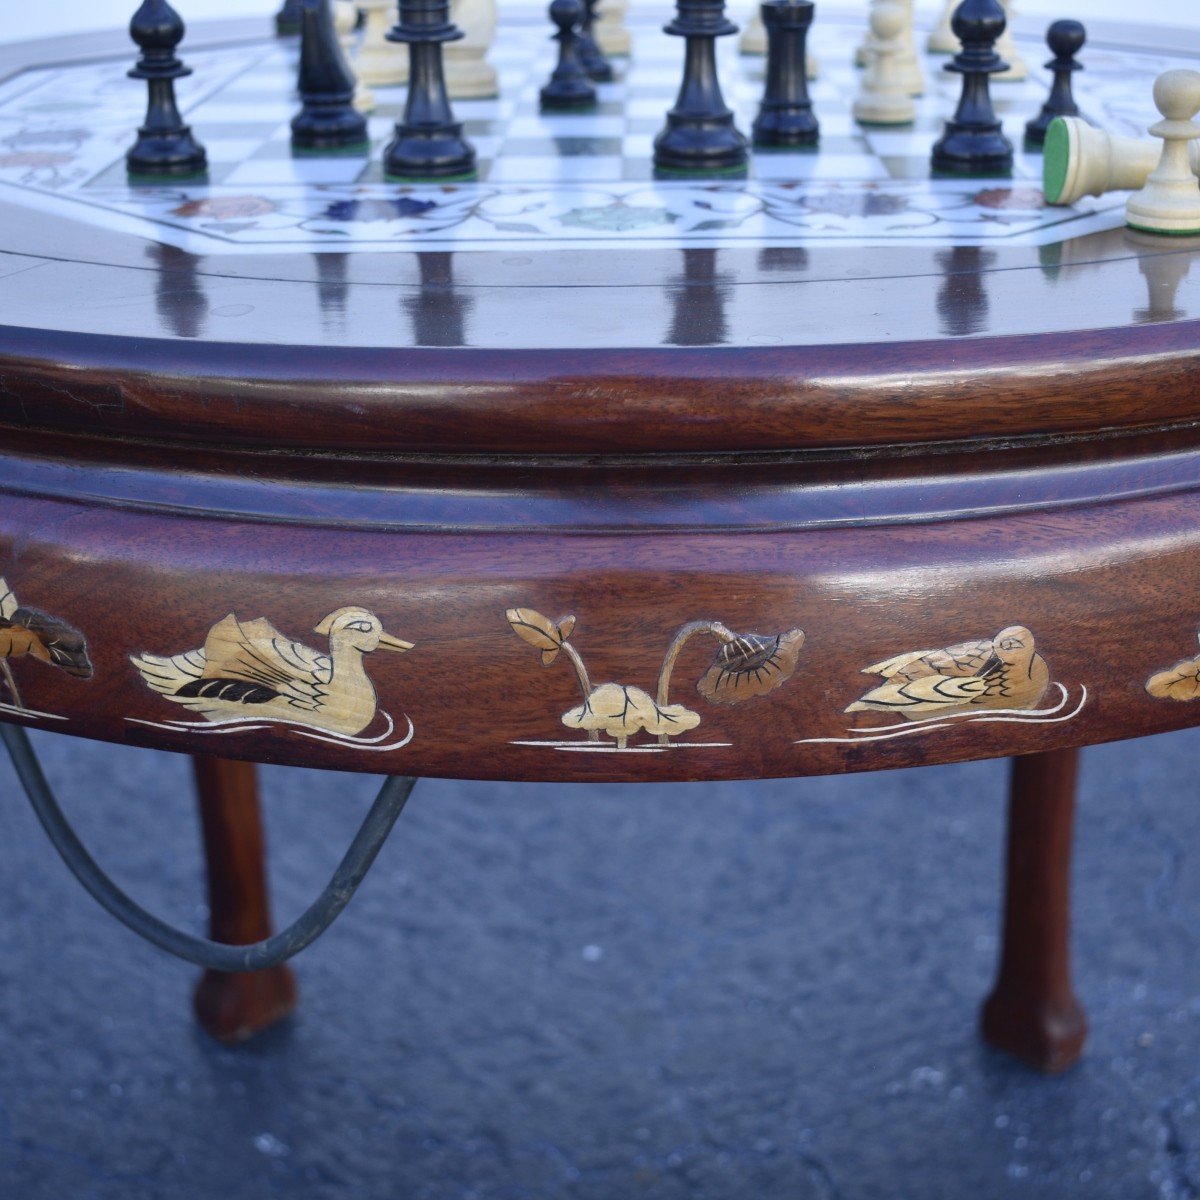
[314,608,414,654]
[994,625,1035,663]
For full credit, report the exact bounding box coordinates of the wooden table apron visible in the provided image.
[5,415,1200,783]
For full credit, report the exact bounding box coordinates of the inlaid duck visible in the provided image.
[845,625,1049,719]
[0,577,93,709]
[131,607,413,735]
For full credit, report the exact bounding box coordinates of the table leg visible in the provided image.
[191,755,298,1043]
[980,747,1087,1073]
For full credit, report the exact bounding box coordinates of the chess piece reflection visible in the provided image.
[1131,240,1196,324]
[148,242,208,340]
[665,248,732,346]
[935,245,996,337]
[315,253,350,335]
[402,252,473,346]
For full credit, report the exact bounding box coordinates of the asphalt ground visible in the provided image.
[4,727,1200,1199]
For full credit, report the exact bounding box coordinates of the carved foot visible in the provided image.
[980,987,1087,1074]
[194,965,298,1045]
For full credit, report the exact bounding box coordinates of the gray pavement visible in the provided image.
[3,726,1200,1199]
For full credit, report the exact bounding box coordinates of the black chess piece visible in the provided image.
[291,0,369,150]
[930,0,1013,175]
[275,0,304,35]
[1024,19,1086,146]
[125,0,207,177]
[578,0,615,83]
[541,0,598,109]
[653,0,748,175]
[752,0,819,147]
[383,0,476,179]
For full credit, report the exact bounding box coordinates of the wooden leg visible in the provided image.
[980,747,1088,1073]
[191,755,297,1044]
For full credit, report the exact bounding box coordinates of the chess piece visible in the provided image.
[383,0,476,178]
[276,0,304,35]
[594,0,632,56]
[1024,20,1084,146]
[752,0,818,147]
[653,0,748,175]
[856,0,919,94]
[126,0,207,177]
[927,0,959,54]
[291,0,369,149]
[741,7,819,77]
[333,0,375,112]
[577,0,614,83]
[853,3,916,126]
[931,0,1013,175]
[1043,115,1200,207]
[541,0,597,109]
[445,0,499,99]
[1125,70,1200,237]
[993,0,1028,82]
[357,0,409,85]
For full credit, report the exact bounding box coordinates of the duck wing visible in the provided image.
[131,648,208,696]
[862,637,993,680]
[0,579,16,622]
[845,673,989,714]
[200,615,330,712]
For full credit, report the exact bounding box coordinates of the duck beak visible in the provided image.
[378,632,415,653]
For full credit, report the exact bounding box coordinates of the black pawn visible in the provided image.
[653,0,747,175]
[578,0,614,83]
[275,0,304,35]
[1024,19,1085,146]
[383,0,476,179]
[752,0,819,147]
[291,0,368,149]
[541,0,598,109]
[930,0,1013,175]
[126,0,207,177]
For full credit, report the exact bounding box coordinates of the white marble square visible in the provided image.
[486,156,624,182]
[506,115,627,137]
[223,156,368,185]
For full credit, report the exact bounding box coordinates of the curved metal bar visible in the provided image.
[1,723,416,972]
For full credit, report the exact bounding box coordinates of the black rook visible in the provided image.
[752,0,819,148]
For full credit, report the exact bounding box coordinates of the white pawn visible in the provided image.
[445,0,498,99]
[356,0,407,87]
[595,0,632,56]
[856,0,920,96]
[1043,116,1200,207]
[333,0,375,114]
[994,0,1028,83]
[1126,69,1200,236]
[927,0,959,54]
[853,2,916,126]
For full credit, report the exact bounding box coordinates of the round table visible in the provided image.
[3,9,1199,1063]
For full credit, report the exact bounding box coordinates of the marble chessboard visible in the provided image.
[0,10,1191,254]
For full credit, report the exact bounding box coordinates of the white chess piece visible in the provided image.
[1043,116,1200,207]
[1126,69,1200,236]
[595,0,632,56]
[994,0,1028,83]
[927,0,959,54]
[853,2,917,125]
[356,0,408,87]
[856,0,918,95]
[333,0,375,114]
[445,0,498,99]
[893,0,924,97]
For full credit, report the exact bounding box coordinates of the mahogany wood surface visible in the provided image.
[3,19,1200,782]
[981,748,1087,1073]
[191,754,297,1043]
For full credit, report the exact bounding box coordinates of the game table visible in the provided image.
[3,3,1200,1070]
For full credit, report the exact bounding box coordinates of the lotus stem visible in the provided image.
[560,641,599,742]
[656,620,735,708]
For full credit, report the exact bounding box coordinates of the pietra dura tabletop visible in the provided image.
[4,13,1200,788]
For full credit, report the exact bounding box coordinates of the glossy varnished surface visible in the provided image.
[5,20,1200,779]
